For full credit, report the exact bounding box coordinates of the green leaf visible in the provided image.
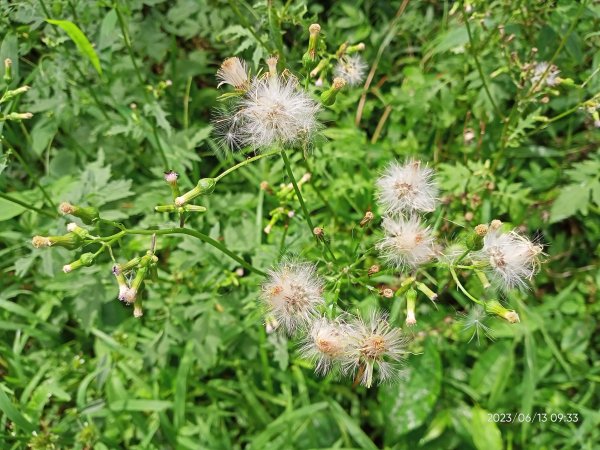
[0,385,36,432]
[109,399,173,411]
[329,400,378,450]
[379,340,442,443]
[471,406,502,450]
[47,19,102,75]
[550,184,590,223]
[470,341,514,404]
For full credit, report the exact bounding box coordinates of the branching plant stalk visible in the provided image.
[462,6,505,120]
[280,149,318,242]
[215,149,281,182]
[96,227,266,277]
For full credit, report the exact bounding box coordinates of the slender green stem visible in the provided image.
[462,6,504,120]
[215,150,280,182]
[183,76,192,130]
[0,192,56,218]
[98,227,266,276]
[280,150,317,241]
[527,95,598,136]
[449,267,483,306]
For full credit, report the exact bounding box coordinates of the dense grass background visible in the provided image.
[1,0,599,449]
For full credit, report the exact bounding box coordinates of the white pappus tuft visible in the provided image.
[530,61,560,87]
[334,55,367,87]
[261,261,325,334]
[300,317,351,376]
[216,57,249,90]
[214,58,321,152]
[342,312,408,388]
[475,228,544,291]
[376,160,438,215]
[376,216,436,268]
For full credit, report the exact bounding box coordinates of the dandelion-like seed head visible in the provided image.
[376,216,436,268]
[376,160,438,215]
[233,74,321,150]
[300,317,350,376]
[261,261,325,334]
[531,61,560,87]
[213,73,321,152]
[216,57,249,90]
[63,264,72,273]
[476,228,544,291]
[343,312,408,388]
[334,55,367,87]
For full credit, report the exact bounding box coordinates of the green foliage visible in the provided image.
[1,1,599,449]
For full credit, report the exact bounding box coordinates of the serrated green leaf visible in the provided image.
[550,184,590,223]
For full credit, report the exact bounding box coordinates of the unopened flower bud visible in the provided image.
[31,232,83,250]
[62,252,95,273]
[396,276,415,296]
[416,282,438,301]
[360,211,374,227]
[59,202,99,225]
[183,204,207,213]
[265,315,279,334]
[405,288,417,326]
[175,178,216,206]
[485,299,520,323]
[155,204,177,213]
[112,256,142,276]
[3,58,11,83]
[490,219,503,231]
[346,42,365,54]
[475,270,491,289]
[298,172,311,186]
[465,224,488,250]
[310,59,328,78]
[303,23,321,67]
[4,112,33,120]
[66,222,93,239]
[368,264,380,276]
[320,77,346,106]
[133,300,143,318]
[266,56,279,77]
[313,227,324,238]
[164,170,178,185]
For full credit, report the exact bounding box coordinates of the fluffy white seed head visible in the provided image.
[300,317,351,376]
[334,55,367,87]
[376,160,438,215]
[342,312,408,388]
[66,222,78,232]
[261,261,325,334]
[531,61,560,87]
[376,216,436,268]
[216,57,249,90]
[476,228,544,291]
[62,264,72,273]
[215,73,321,151]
